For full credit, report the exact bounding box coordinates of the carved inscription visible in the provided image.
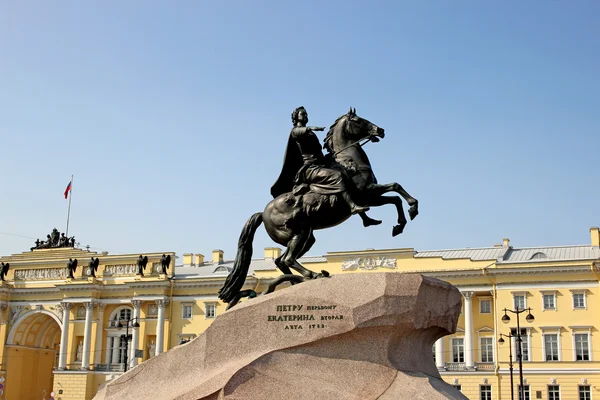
[103,264,137,276]
[14,268,67,280]
[267,304,345,331]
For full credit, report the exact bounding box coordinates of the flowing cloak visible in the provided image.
[270,131,304,198]
[270,128,346,198]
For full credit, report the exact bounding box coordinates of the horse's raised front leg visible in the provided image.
[365,182,419,220]
[364,195,408,237]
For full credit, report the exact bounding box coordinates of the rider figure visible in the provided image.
[271,106,369,215]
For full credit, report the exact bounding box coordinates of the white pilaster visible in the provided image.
[130,300,142,367]
[155,299,169,356]
[435,338,445,369]
[463,291,474,369]
[81,301,96,369]
[94,303,106,365]
[58,302,73,369]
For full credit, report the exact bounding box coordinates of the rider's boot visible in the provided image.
[360,212,382,227]
[342,191,370,215]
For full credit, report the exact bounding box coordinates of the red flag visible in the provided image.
[64,181,72,199]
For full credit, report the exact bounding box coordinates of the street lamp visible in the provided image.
[502,307,535,400]
[499,333,516,400]
[117,317,140,372]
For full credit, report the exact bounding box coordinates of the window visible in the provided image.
[573,292,586,309]
[511,328,529,361]
[480,299,491,314]
[579,385,591,400]
[178,334,196,345]
[205,303,216,319]
[514,294,526,310]
[574,333,590,361]
[452,385,462,392]
[543,294,556,310]
[518,385,530,400]
[480,337,494,362]
[480,385,492,400]
[452,338,464,362]
[544,334,559,361]
[109,307,133,327]
[548,385,560,400]
[107,336,127,364]
[182,304,193,319]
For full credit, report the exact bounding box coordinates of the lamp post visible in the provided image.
[502,307,534,400]
[498,333,516,400]
[117,317,140,372]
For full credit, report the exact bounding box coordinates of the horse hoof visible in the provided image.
[320,270,330,277]
[408,206,419,220]
[392,225,404,237]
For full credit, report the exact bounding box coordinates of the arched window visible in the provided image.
[530,252,547,260]
[108,307,133,328]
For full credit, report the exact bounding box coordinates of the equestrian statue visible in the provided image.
[218,107,419,308]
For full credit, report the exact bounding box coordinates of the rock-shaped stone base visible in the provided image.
[94,273,467,400]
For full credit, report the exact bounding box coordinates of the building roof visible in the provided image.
[414,247,507,261]
[500,245,600,263]
[174,255,327,279]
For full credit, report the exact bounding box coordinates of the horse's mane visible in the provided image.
[323,114,347,154]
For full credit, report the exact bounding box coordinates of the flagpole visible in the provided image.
[66,175,73,238]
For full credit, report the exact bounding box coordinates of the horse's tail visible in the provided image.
[218,212,263,303]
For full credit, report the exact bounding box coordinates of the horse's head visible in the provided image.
[324,107,385,154]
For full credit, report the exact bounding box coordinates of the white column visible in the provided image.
[155,299,169,356]
[463,291,474,369]
[58,302,73,369]
[130,300,142,367]
[81,301,96,369]
[94,303,106,365]
[435,338,445,369]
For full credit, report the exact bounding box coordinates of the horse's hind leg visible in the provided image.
[275,231,315,274]
[274,231,316,284]
[280,229,327,279]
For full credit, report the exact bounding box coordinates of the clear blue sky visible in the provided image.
[1,1,599,261]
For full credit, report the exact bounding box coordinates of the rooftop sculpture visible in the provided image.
[31,228,76,250]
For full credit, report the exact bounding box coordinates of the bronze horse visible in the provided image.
[219,108,418,305]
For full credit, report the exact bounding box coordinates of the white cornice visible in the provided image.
[497,281,598,291]
[497,368,600,374]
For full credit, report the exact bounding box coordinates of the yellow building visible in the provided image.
[1,227,599,400]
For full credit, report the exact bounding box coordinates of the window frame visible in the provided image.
[480,384,492,400]
[578,385,591,400]
[518,384,530,400]
[541,290,557,311]
[479,298,492,314]
[480,336,494,363]
[511,291,527,311]
[571,329,592,361]
[571,290,587,310]
[547,385,561,400]
[177,333,197,345]
[510,327,531,362]
[451,337,465,363]
[541,327,562,361]
[204,302,217,319]
[181,303,193,320]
